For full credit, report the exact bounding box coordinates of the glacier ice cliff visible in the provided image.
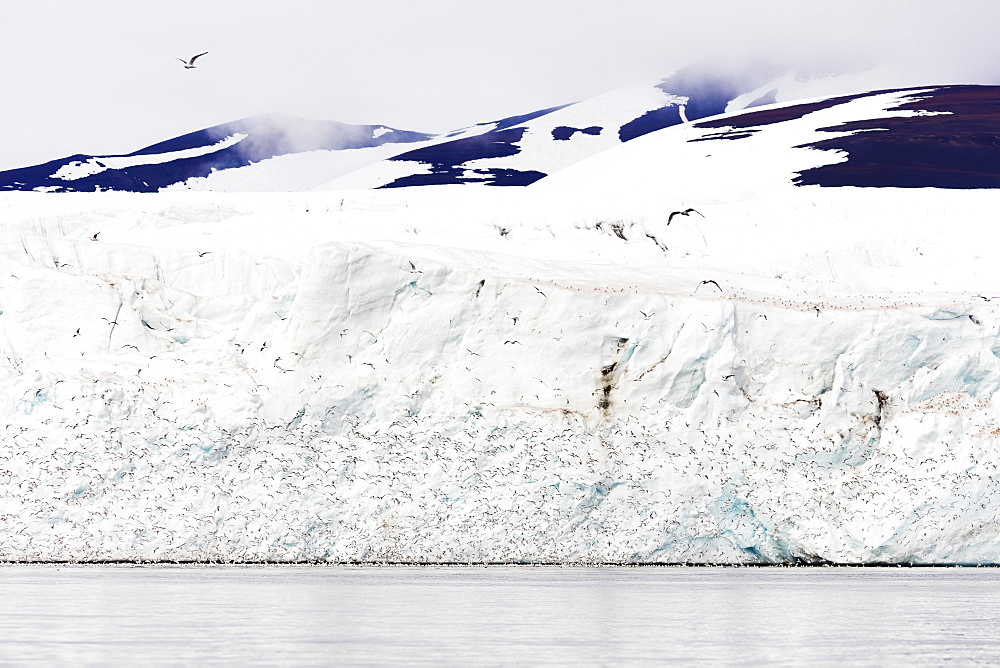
[3,179,1000,563]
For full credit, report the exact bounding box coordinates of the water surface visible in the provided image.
[1,565,998,665]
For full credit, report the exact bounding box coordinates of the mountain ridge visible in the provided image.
[3,63,1000,193]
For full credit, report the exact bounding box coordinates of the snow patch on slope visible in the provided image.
[50,134,248,181]
[538,89,933,200]
[162,143,426,193]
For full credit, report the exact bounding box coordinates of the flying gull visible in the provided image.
[667,208,704,224]
[176,52,208,69]
[695,279,722,293]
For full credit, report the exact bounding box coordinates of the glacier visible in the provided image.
[3,88,1000,564]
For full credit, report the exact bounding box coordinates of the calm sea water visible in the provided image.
[1,565,998,665]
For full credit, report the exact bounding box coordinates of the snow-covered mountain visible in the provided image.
[0,114,432,193]
[0,59,934,193]
[542,84,1000,195]
[4,62,1000,564]
[326,58,794,189]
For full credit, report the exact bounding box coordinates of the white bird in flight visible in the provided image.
[175,52,208,69]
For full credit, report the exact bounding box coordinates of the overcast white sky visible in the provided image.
[2,0,999,171]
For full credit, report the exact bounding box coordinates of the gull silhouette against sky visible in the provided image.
[175,52,208,69]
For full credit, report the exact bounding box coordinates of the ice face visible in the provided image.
[2,173,1000,564]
